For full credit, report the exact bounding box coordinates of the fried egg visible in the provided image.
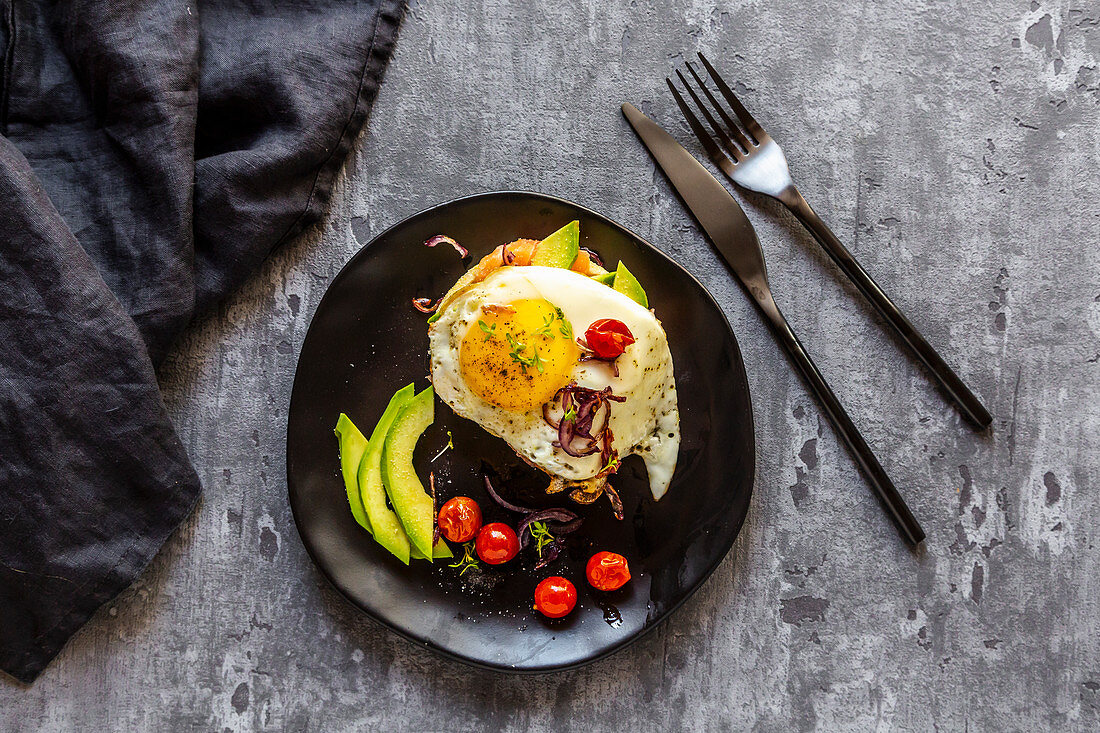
[428,265,679,499]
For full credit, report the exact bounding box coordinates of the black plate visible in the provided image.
[287,191,755,672]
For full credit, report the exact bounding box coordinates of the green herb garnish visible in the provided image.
[509,350,533,371]
[506,332,536,372]
[536,312,556,339]
[448,541,479,576]
[529,521,555,559]
[555,307,573,339]
[478,319,496,341]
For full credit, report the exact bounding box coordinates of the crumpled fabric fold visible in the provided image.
[0,0,405,683]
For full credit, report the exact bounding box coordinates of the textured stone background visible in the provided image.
[3,0,1099,729]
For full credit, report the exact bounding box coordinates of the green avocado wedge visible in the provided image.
[530,220,580,269]
[334,414,372,532]
[381,386,437,560]
[357,384,416,564]
[411,539,454,560]
[613,260,649,308]
[592,271,615,286]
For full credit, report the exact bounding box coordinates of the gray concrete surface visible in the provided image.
[3,0,1099,729]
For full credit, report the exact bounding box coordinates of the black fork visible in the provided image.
[670,52,993,430]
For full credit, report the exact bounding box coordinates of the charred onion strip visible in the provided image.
[599,428,616,469]
[542,402,560,430]
[412,296,441,314]
[423,234,468,258]
[543,384,624,458]
[483,474,533,514]
[580,247,603,267]
[602,482,625,521]
[541,385,625,519]
[482,472,585,558]
[517,508,580,542]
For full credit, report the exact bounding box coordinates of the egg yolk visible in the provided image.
[460,298,579,412]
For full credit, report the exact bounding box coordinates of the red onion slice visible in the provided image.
[557,418,600,457]
[580,247,603,267]
[554,517,584,535]
[603,482,624,521]
[424,234,468,258]
[533,541,561,569]
[600,428,616,467]
[518,508,581,549]
[542,402,560,430]
[412,296,441,313]
[522,507,580,526]
[483,474,534,514]
[543,383,624,458]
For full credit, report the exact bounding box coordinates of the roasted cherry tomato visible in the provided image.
[586,551,631,591]
[534,576,578,619]
[475,522,520,564]
[584,318,636,359]
[437,496,483,543]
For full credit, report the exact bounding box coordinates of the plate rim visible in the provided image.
[286,189,756,673]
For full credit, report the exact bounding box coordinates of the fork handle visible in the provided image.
[751,289,925,546]
[779,186,992,430]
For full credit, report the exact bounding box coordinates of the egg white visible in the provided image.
[428,266,680,500]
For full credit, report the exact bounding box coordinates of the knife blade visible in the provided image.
[622,101,925,547]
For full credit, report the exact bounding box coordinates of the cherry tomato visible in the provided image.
[437,496,483,543]
[475,522,519,564]
[534,576,578,619]
[586,551,631,591]
[584,318,636,359]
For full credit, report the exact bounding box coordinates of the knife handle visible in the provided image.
[754,292,925,546]
[779,186,991,430]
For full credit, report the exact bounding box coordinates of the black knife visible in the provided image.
[622,102,924,547]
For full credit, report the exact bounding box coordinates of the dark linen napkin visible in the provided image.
[0,0,404,683]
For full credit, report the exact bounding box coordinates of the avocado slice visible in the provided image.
[530,220,580,269]
[591,271,615,286]
[357,384,416,564]
[411,539,454,560]
[334,414,372,532]
[381,386,437,560]
[613,260,649,308]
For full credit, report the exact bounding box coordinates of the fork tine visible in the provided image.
[697,52,763,142]
[666,77,734,170]
[684,61,753,154]
[675,70,744,163]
